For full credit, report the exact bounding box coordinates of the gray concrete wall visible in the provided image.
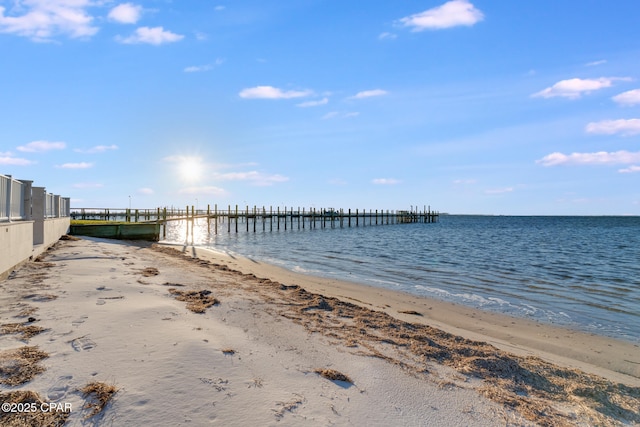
[1,221,35,280]
[1,217,70,280]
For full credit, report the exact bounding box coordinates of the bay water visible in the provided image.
[162,215,640,343]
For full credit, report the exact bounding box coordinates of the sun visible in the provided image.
[177,156,204,183]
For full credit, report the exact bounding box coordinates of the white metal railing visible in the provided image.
[1,174,25,221]
[1,173,70,222]
[60,197,70,217]
[45,193,55,218]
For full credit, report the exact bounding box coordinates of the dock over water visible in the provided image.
[72,205,438,239]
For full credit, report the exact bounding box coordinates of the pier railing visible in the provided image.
[71,205,438,238]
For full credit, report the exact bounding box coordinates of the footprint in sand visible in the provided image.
[72,316,88,327]
[71,336,96,351]
[47,375,73,401]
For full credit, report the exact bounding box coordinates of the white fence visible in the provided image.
[1,174,70,222]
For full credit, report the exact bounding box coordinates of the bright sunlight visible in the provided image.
[177,156,204,183]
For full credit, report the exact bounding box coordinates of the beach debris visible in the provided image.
[59,234,81,241]
[314,368,352,383]
[302,296,333,312]
[168,288,219,313]
[15,305,39,318]
[398,310,422,316]
[0,390,70,426]
[221,348,236,355]
[0,346,48,386]
[200,378,228,392]
[273,394,305,420]
[80,381,118,419]
[141,267,159,277]
[1,322,47,340]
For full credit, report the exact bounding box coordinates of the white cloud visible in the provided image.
[613,89,640,106]
[453,179,477,184]
[56,162,94,169]
[537,150,640,166]
[137,187,154,194]
[297,97,329,107]
[322,111,359,119]
[75,144,119,153]
[397,0,484,31]
[184,59,224,73]
[585,119,640,136]
[17,140,66,152]
[372,178,401,185]
[0,0,98,41]
[108,3,142,24]
[213,171,289,186]
[184,65,213,73]
[586,59,607,67]
[328,178,347,186]
[532,77,630,99]
[179,186,226,195]
[378,32,397,40]
[239,86,312,99]
[0,154,34,166]
[619,165,640,174]
[117,26,184,45]
[485,187,514,195]
[214,6,225,12]
[350,89,388,99]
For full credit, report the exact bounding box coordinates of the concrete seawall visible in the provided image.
[1,173,71,279]
[0,217,70,279]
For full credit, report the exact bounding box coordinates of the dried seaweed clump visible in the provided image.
[287,290,640,426]
[0,390,70,426]
[314,369,352,383]
[0,346,48,386]
[15,305,38,318]
[168,288,219,313]
[81,382,118,418]
[1,322,47,340]
[59,234,81,241]
[141,267,159,277]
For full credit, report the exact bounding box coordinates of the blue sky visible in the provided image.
[1,0,639,215]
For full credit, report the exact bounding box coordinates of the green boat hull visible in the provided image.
[70,223,160,241]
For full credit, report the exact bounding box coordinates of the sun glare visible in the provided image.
[178,157,204,182]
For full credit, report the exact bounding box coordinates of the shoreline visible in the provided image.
[163,243,640,384]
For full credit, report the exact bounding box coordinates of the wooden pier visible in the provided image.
[71,205,438,238]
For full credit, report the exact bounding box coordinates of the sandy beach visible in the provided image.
[1,237,638,426]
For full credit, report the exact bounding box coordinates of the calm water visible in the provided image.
[162,215,640,343]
